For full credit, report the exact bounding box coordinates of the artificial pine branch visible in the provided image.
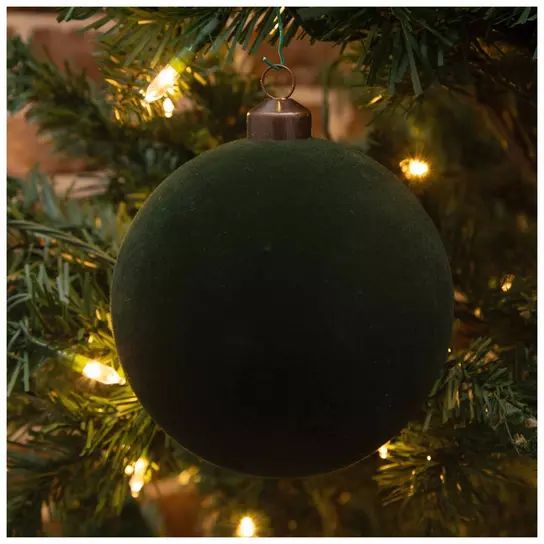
[55,7,536,99]
[8,36,262,201]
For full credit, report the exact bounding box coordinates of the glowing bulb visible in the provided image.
[501,274,515,292]
[163,97,175,118]
[145,64,179,103]
[236,515,257,537]
[178,465,199,485]
[82,361,124,385]
[127,457,149,497]
[426,455,432,461]
[378,443,389,459]
[367,94,383,106]
[409,160,429,177]
[400,157,430,181]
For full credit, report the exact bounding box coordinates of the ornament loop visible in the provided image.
[260,64,296,100]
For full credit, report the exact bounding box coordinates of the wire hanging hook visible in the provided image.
[262,7,286,71]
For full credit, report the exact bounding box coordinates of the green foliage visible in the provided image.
[375,423,536,536]
[424,339,535,451]
[298,7,536,97]
[369,330,536,536]
[7,36,261,203]
[7,173,197,535]
[56,7,536,100]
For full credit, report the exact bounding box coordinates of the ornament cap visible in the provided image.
[247,97,312,140]
[247,64,311,140]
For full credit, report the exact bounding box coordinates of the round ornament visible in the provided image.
[111,69,453,477]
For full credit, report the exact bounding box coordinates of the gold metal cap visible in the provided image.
[247,64,312,140]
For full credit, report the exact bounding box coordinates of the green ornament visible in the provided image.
[111,137,453,477]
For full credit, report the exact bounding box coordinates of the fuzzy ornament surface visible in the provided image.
[111,138,453,477]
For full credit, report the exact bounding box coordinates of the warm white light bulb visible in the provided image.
[408,159,429,177]
[378,443,389,459]
[236,515,257,537]
[400,157,430,181]
[501,274,515,292]
[145,64,179,103]
[162,97,175,118]
[82,361,124,385]
[127,457,149,497]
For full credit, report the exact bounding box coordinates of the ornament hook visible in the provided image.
[260,64,296,100]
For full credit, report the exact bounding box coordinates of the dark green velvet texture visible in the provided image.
[111,138,454,477]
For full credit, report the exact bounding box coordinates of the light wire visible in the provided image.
[262,7,285,70]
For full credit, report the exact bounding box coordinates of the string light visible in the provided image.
[126,457,149,497]
[145,64,180,102]
[162,97,175,118]
[82,361,124,385]
[501,274,515,292]
[378,442,389,459]
[236,515,257,537]
[399,157,430,181]
[145,63,180,103]
[144,14,222,103]
[426,455,432,461]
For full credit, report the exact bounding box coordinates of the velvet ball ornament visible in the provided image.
[111,138,453,477]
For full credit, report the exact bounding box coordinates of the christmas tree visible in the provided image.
[7,6,536,537]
